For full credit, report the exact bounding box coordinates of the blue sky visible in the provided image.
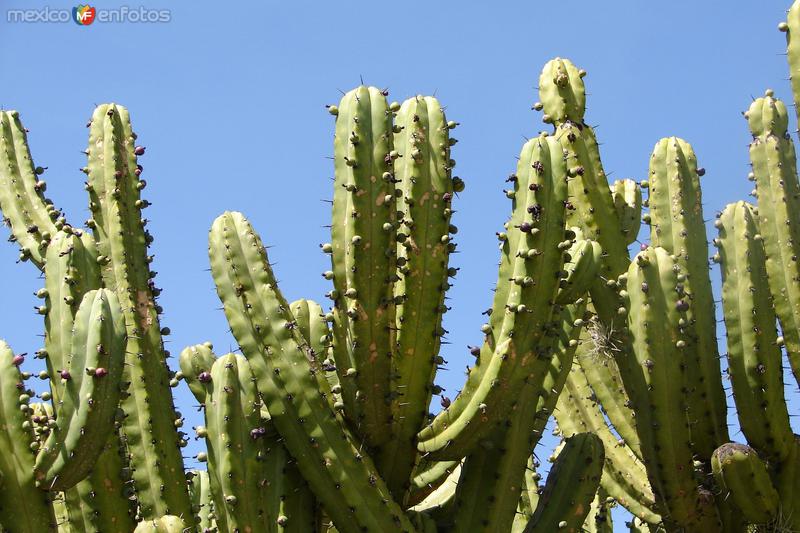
[1,1,797,530]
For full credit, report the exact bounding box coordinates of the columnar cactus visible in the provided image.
[2,2,800,531]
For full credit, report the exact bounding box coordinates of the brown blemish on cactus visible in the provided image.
[136,290,154,331]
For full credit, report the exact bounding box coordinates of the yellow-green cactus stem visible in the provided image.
[132,515,186,533]
[711,443,779,526]
[523,433,605,533]
[329,86,397,448]
[33,289,126,491]
[209,211,414,533]
[0,110,62,268]
[290,299,339,403]
[188,470,217,532]
[381,95,455,500]
[646,136,728,459]
[85,104,190,520]
[555,236,602,305]
[610,179,642,245]
[623,247,720,530]
[716,202,794,462]
[417,133,568,460]
[450,303,586,533]
[555,356,658,524]
[511,455,541,533]
[583,488,614,533]
[783,0,800,131]
[745,93,800,388]
[0,341,56,532]
[42,230,100,406]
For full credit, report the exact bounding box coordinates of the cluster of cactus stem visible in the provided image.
[3,3,800,533]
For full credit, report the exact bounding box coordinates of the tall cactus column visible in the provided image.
[379,95,455,500]
[744,92,800,388]
[645,137,728,458]
[328,86,397,449]
[85,104,191,520]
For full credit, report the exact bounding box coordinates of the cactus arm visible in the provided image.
[746,94,800,388]
[715,202,794,462]
[536,58,586,125]
[555,361,659,523]
[198,354,270,531]
[178,344,229,533]
[623,247,720,529]
[0,110,61,268]
[132,515,186,533]
[42,230,100,405]
[85,104,190,519]
[450,303,585,532]
[417,133,568,460]
[555,238,602,305]
[511,455,541,533]
[583,488,614,533]
[208,211,414,533]
[611,179,642,245]
[646,136,728,457]
[380,95,454,499]
[290,299,339,398]
[0,342,56,532]
[408,464,460,526]
[711,443,779,526]
[574,323,642,461]
[522,433,605,533]
[408,460,460,507]
[784,1,800,132]
[188,470,217,532]
[329,86,396,447]
[33,289,126,491]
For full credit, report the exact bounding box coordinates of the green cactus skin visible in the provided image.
[381,95,454,500]
[745,93,800,388]
[784,1,800,131]
[0,111,61,268]
[33,289,126,491]
[623,247,720,530]
[523,433,605,533]
[715,202,794,462]
[774,437,800,531]
[180,344,230,533]
[555,357,659,524]
[329,86,397,448]
[711,443,779,526]
[610,179,642,246]
[132,515,186,533]
[539,59,628,276]
[290,299,340,401]
[574,323,642,463]
[188,470,217,532]
[62,439,137,533]
[0,342,56,532]
[85,104,191,520]
[42,230,100,405]
[647,136,728,459]
[408,463,460,525]
[511,455,541,533]
[208,211,414,533]
[206,353,272,531]
[450,303,585,533]
[536,58,586,126]
[583,489,614,533]
[417,133,568,461]
[555,237,602,305]
[408,459,460,507]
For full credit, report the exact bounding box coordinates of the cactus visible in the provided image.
[4,3,800,530]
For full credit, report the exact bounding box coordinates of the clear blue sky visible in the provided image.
[1,1,797,530]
